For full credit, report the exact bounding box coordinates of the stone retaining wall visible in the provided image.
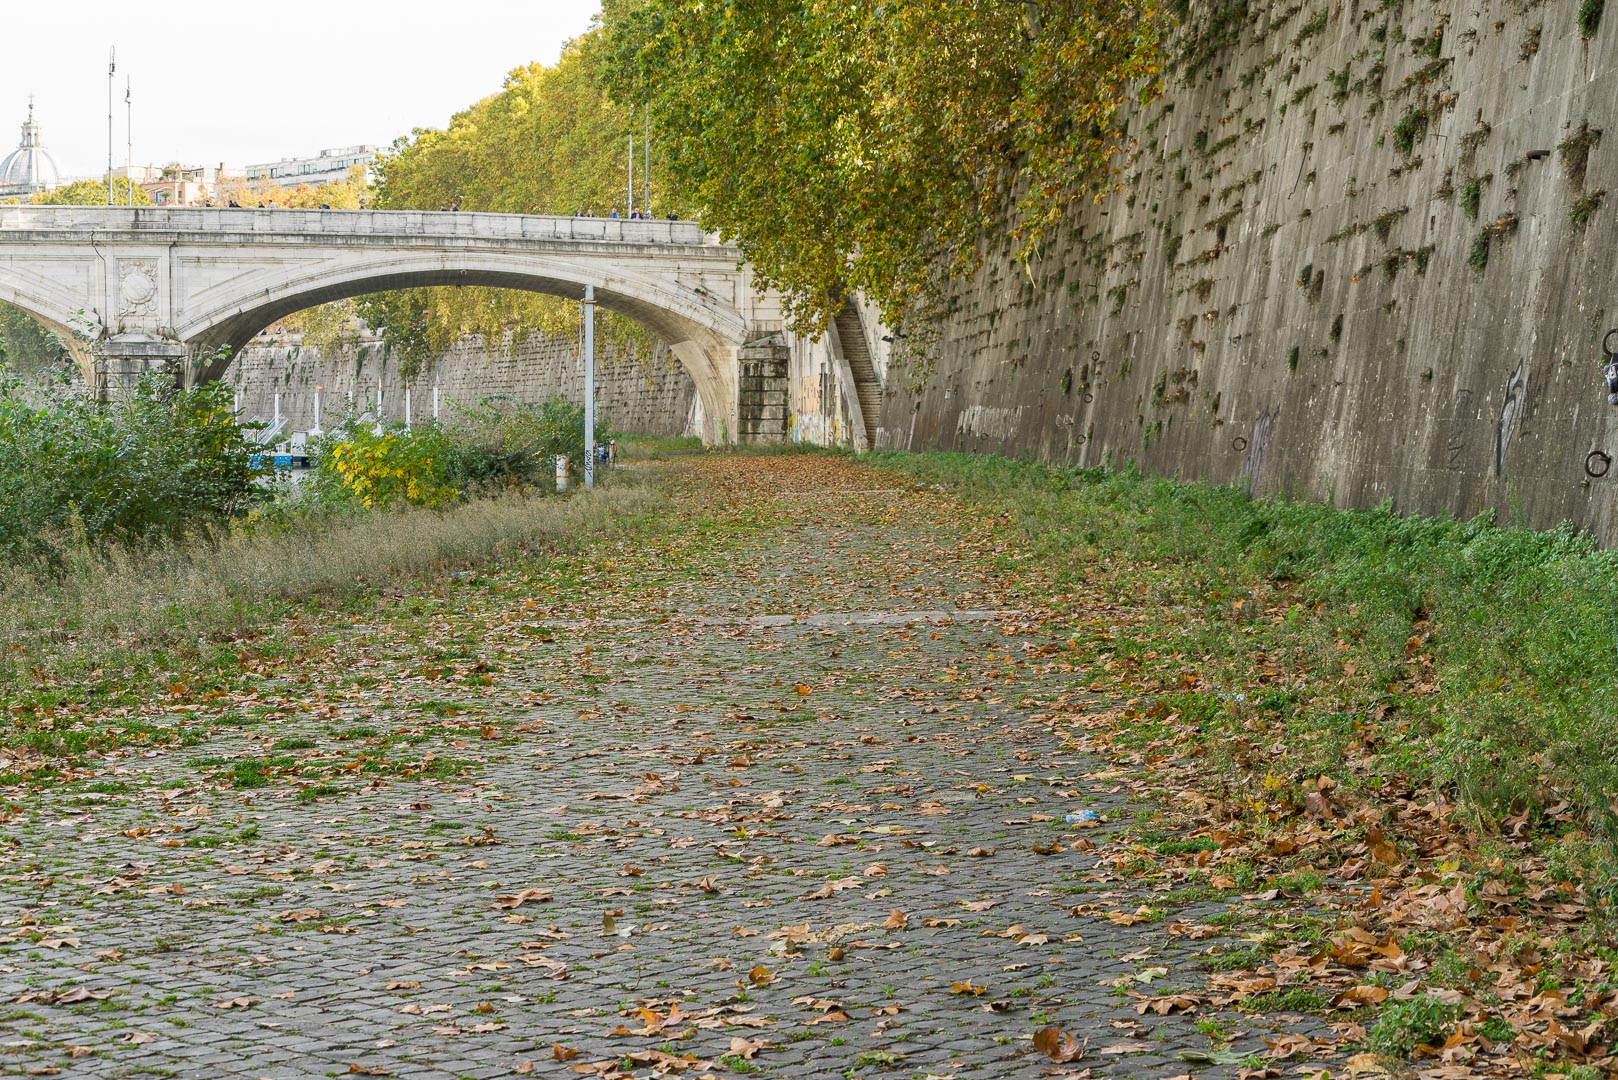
[878,0,1618,541]
[226,330,696,437]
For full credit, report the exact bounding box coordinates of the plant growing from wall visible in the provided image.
[1468,231,1492,274]
[1392,108,1429,157]
[1459,176,1487,221]
[1558,121,1603,192]
[1579,0,1605,39]
[1570,189,1606,231]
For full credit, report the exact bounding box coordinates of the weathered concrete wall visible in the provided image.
[881,0,1618,539]
[786,295,895,450]
[226,330,697,436]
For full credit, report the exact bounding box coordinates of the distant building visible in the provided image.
[245,145,378,189]
[0,100,60,199]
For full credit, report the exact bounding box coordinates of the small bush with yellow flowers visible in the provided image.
[312,422,460,510]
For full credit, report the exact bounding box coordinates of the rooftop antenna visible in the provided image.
[106,47,116,206]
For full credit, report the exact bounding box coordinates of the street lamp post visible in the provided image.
[106,48,116,206]
[583,285,596,491]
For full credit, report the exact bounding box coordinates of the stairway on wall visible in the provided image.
[837,299,882,449]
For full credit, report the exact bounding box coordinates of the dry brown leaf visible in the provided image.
[727,1036,767,1059]
[1033,1026,1086,1063]
[1335,985,1391,1008]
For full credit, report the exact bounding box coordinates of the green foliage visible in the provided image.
[309,422,463,511]
[0,375,264,568]
[1294,10,1329,45]
[309,399,608,509]
[1570,189,1606,231]
[442,398,610,493]
[359,47,660,371]
[1579,0,1604,38]
[375,49,652,218]
[0,301,69,377]
[1459,177,1484,221]
[29,177,152,206]
[1467,231,1491,273]
[1558,121,1602,190]
[1392,109,1428,156]
[595,0,1168,333]
[1366,995,1463,1058]
[867,452,1618,873]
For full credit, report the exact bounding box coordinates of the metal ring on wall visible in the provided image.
[1585,450,1612,479]
[1081,392,1095,403]
[1605,328,1618,357]
[1232,436,1249,452]
[1091,351,1101,362]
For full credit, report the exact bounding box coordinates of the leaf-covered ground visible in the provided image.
[0,454,1612,1079]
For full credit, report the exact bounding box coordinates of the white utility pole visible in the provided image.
[583,285,596,491]
[644,105,651,216]
[125,77,132,205]
[106,48,116,206]
[627,136,634,218]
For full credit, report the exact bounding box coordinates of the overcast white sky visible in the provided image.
[0,1,602,180]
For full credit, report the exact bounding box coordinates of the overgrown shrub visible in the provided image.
[443,397,610,493]
[308,398,609,509]
[309,422,461,510]
[0,374,264,568]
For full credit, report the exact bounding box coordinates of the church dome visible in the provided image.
[0,102,60,194]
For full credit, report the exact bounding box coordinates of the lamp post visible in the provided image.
[583,285,596,491]
[106,48,115,206]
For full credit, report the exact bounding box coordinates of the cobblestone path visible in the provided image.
[0,456,1325,1079]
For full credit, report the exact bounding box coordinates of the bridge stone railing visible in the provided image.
[0,206,715,247]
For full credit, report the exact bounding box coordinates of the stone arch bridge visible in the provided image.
[0,206,889,447]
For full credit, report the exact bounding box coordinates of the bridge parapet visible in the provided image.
[0,206,718,249]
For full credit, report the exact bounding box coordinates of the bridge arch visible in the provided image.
[0,274,105,380]
[177,251,750,434]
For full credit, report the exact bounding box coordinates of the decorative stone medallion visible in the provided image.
[119,260,158,317]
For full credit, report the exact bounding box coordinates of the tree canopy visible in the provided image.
[595,0,1167,332]
[29,177,152,207]
[347,46,674,377]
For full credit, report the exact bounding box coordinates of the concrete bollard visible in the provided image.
[555,455,569,492]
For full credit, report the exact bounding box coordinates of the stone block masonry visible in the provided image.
[880,0,1618,542]
[227,329,696,437]
[737,334,790,441]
